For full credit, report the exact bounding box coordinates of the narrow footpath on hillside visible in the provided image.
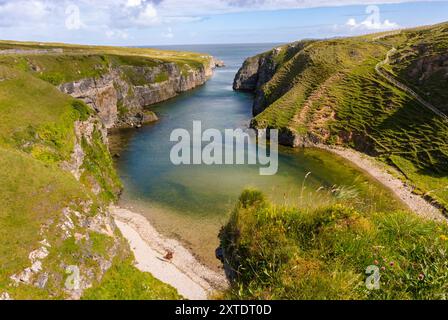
[375,46,448,120]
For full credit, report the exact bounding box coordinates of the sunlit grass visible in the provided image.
[249,22,448,210]
[221,189,448,300]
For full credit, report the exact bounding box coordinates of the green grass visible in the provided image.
[328,58,448,208]
[254,39,386,129]
[221,190,448,300]
[386,24,448,111]
[247,22,448,210]
[0,65,77,157]
[0,40,212,86]
[82,259,182,300]
[0,41,194,299]
[0,147,90,299]
[80,126,122,202]
[154,71,169,83]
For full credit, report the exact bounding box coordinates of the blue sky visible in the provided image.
[0,0,447,45]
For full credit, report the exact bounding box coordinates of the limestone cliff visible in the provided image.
[0,42,225,300]
[60,58,222,129]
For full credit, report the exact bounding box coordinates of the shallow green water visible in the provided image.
[112,44,404,269]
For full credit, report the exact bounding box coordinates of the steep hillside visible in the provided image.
[234,23,448,211]
[220,190,448,300]
[0,40,218,300]
[0,41,221,128]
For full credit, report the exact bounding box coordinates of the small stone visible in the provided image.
[35,273,49,289]
[31,261,42,273]
[0,292,12,300]
[99,259,112,273]
[39,239,51,248]
[10,268,33,284]
[29,247,49,262]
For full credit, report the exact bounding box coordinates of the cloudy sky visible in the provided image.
[0,0,447,45]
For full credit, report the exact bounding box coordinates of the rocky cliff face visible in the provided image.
[59,58,222,129]
[404,53,448,111]
[233,42,307,116]
[50,57,223,299]
[408,53,448,82]
[233,48,281,115]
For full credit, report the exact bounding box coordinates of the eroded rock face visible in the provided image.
[59,72,119,128]
[408,54,448,83]
[233,56,261,91]
[234,42,310,116]
[59,58,218,129]
[233,48,284,115]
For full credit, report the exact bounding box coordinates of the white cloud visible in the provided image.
[346,18,357,27]
[106,29,129,39]
[0,0,442,44]
[0,0,439,30]
[133,0,445,17]
[0,0,53,27]
[126,0,142,7]
[136,3,158,25]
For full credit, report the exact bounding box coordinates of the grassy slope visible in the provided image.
[385,24,448,111]
[0,40,211,86]
[0,147,86,299]
[251,23,448,209]
[221,190,448,300]
[0,43,187,299]
[82,259,181,300]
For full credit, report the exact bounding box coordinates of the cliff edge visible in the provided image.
[233,23,448,211]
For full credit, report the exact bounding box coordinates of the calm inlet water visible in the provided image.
[112,44,404,270]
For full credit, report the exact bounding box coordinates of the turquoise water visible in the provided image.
[113,44,403,269]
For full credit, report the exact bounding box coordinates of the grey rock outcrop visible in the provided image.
[0,48,63,55]
[233,56,261,91]
[234,41,309,116]
[0,292,12,300]
[59,57,219,129]
[233,47,285,116]
[233,48,280,93]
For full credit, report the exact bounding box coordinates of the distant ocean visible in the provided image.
[143,43,283,72]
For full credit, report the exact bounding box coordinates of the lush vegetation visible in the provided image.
[0,41,191,299]
[0,40,211,85]
[385,23,448,111]
[249,23,448,210]
[221,190,448,300]
[82,258,182,300]
[0,147,88,299]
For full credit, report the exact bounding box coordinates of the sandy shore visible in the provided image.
[110,206,228,300]
[110,144,445,300]
[319,145,446,222]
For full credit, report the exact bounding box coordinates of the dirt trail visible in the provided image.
[375,47,448,120]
